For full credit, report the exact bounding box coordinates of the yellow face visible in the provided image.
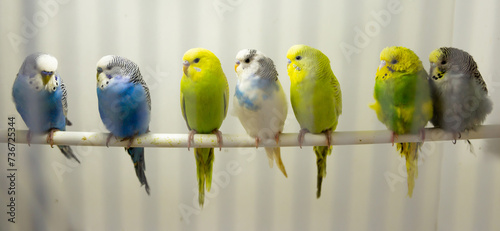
[428,49,446,80]
[376,46,423,80]
[182,48,220,81]
[286,44,326,83]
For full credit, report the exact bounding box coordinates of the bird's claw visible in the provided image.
[106,133,114,147]
[255,137,260,149]
[46,128,60,148]
[26,131,32,146]
[298,129,309,149]
[212,129,223,151]
[187,130,197,151]
[275,132,281,145]
[324,129,332,146]
[391,132,398,146]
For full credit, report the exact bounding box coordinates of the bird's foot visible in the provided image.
[255,137,260,149]
[324,129,332,146]
[187,130,197,151]
[419,128,426,142]
[26,130,32,146]
[46,128,60,148]
[106,133,114,147]
[298,129,309,149]
[212,129,223,151]
[275,132,281,144]
[391,132,398,146]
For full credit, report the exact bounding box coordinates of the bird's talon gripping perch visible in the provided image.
[255,137,260,149]
[298,128,309,149]
[324,129,332,146]
[275,132,281,144]
[46,128,60,148]
[212,129,223,151]
[187,130,197,151]
[105,133,114,147]
[26,131,32,146]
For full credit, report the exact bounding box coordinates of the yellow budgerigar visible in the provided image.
[370,46,433,197]
[287,45,342,198]
[180,48,229,207]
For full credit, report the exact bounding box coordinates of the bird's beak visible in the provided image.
[234,61,240,72]
[378,60,386,70]
[183,61,190,76]
[41,72,53,85]
[429,62,436,76]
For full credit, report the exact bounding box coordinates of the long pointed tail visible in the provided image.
[314,145,332,198]
[396,142,420,197]
[126,147,150,195]
[57,145,80,163]
[195,148,214,207]
[265,147,288,177]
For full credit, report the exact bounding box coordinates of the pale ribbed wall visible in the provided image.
[0,0,499,230]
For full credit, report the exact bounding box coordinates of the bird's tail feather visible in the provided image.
[57,145,80,163]
[195,148,214,207]
[314,145,332,198]
[396,142,420,197]
[265,147,288,177]
[126,147,150,195]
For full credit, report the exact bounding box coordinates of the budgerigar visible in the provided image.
[180,48,229,207]
[286,45,342,198]
[12,53,79,163]
[428,47,492,142]
[96,55,151,194]
[370,46,433,197]
[233,49,288,177]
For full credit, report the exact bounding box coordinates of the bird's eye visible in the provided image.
[441,60,447,65]
[296,56,302,60]
[97,67,103,73]
[244,58,250,63]
[390,59,397,64]
[193,58,200,63]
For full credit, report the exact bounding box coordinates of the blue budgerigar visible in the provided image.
[96,55,151,194]
[12,53,80,163]
[233,49,288,177]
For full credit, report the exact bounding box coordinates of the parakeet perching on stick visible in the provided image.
[233,49,288,177]
[286,45,342,198]
[180,48,229,207]
[370,46,433,197]
[12,53,80,163]
[96,55,151,195]
[428,47,492,142]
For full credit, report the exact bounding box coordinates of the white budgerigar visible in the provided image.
[233,49,288,177]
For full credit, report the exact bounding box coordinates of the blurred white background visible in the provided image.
[1,0,500,230]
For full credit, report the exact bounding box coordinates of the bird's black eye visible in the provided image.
[296,56,302,60]
[390,59,397,64]
[193,58,200,63]
[441,60,447,65]
[244,58,250,63]
[97,67,103,73]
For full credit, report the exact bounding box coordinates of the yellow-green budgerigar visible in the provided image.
[180,48,229,207]
[287,45,342,198]
[370,46,433,197]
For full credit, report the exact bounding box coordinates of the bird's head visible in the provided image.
[36,54,58,86]
[286,44,330,81]
[235,49,278,81]
[182,48,221,80]
[96,55,140,89]
[428,47,469,81]
[376,46,423,80]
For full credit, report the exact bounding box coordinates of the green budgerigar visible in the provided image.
[180,48,229,207]
[370,46,433,197]
[287,45,342,198]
